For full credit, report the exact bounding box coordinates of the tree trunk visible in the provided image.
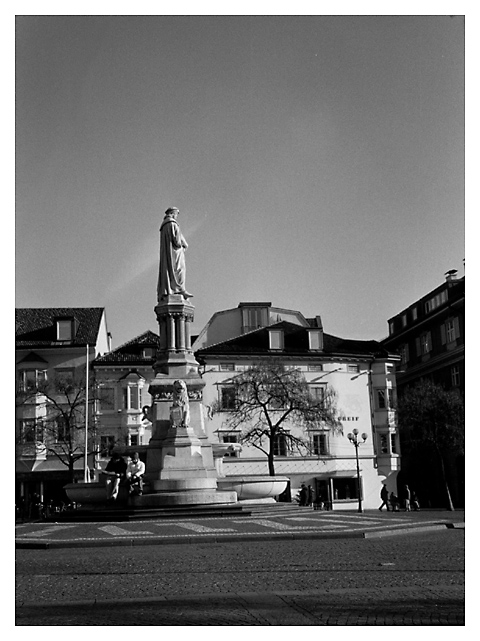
[267,448,276,477]
[68,460,76,484]
[437,447,454,511]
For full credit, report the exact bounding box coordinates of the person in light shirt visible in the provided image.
[126,452,145,496]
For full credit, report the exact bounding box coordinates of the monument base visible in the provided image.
[132,489,238,507]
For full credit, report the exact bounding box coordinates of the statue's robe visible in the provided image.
[157,216,187,299]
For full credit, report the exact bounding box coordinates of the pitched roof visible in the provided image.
[15,308,105,348]
[94,330,159,366]
[195,321,390,359]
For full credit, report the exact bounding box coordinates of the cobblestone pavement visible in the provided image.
[15,508,465,549]
[16,528,465,625]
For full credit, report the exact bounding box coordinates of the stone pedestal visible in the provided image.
[138,295,237,507]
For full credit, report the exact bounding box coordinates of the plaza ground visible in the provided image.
[15,509,465,625]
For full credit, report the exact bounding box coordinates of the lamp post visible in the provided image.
[347,428,368,513]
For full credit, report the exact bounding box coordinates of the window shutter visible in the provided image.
[415,337,421,356]
[453,317,460,339]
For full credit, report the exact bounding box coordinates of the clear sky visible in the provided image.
[15,14,465,349]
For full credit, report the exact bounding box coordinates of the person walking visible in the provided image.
[389,492,399,511]
[379,484,390,511]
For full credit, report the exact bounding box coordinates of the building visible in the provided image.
[382,269,464,394]
[92,330,159,469]
[15,308,110,512]
[381,269,465,507]
[193,302,401,510]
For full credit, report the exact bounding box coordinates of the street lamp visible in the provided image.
[347,428,368,513]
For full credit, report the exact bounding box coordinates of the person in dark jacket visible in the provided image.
[103,453,127,501]
[298,483,308,506]
[379,484,390,511]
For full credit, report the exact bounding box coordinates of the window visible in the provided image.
[308,364,323,372]
[388,321,394,335]
[220,386,236,410]
[387,387,396,409]
[241,306,269,333]
[401,314,407,328]
[98,387,115,411]
[220,363,235,372]
[376,389,386,409]
[425,290,447,314]
[416,332,432,356]
[312,433,328,455]
[412,307,418,321]
[269,330,284,350]
[347,364,359,374]
[18,369,47,392]
[129,434,139,446]
[451,365,460,387]
[55,416,72,442]
[55,369,75,385]
[142,348,155,358]
[399,344,409,365]
[56,319,73,341]
[19,419,43,444]
[100,435,115,455]
[221,433,239,457]
[308,330,322,350]
[310,385,326,406]
[390,433,398,454]
[332,478,359,500]
[123,386,140,410]
[273,434,287,456]
[379,433,388,454]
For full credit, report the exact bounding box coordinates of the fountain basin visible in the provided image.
[216,475,288,502]
[64,481,128,505]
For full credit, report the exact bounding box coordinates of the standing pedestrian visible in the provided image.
[403,484,411,511]
[379,484,390,511]
[298,483,308,506]
[307,485,314,508]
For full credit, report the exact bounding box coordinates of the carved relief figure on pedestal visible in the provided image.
[142,405,153,423]
[170,379,191,428]
[157,207,193,301]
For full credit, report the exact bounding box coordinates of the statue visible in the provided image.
[157,207,193,301]
[170,380,191,428]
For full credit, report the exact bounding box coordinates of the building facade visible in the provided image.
[382,269,464,395]
[91,331,159,473]
[381,269,465,507]
[15,308,110,512]
[194,302,401,510]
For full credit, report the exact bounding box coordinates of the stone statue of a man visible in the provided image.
[157,207,193,301]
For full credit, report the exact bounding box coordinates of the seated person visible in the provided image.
[126,451,145,496]
[103,452,127,501]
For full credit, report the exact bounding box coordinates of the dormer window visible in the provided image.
[269,329,284,350]
[142,348,155,358]
[56,318,74,341]
[308,329,323,351]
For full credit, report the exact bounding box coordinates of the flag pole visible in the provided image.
[84,344,90,483]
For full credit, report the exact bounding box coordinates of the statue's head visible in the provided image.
[165,207,179,217]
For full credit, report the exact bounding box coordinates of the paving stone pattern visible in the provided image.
[16,529,465,625]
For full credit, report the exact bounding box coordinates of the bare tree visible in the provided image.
[397,379,464,511]
[16,367,97,483]
[212,360,342,476]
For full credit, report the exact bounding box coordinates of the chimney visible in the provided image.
[445,269,458,283]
